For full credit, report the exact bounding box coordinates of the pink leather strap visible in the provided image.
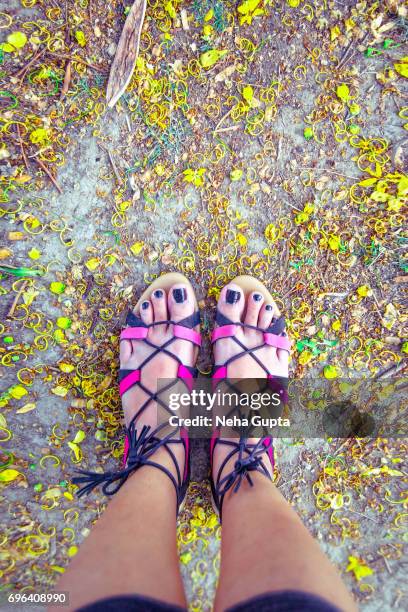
[174,325,202,346]
[212,325,291,352]
[263,437,274,470]
[119,370,140,397]
[120,327,148,341]
[122,436,130,466]
[211,324,238,342]
[263,333,291,351]
[177,364,194,391]
[213,365,228,378]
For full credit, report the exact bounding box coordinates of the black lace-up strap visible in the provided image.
[211,436,274,520]
[119,309,201,421]
[212,310,290,378]
[73,417,189,513]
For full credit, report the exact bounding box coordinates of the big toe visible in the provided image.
[167,283,195,323]
[216,283,245,324]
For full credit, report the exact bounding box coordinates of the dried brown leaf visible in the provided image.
[106,0,147,108]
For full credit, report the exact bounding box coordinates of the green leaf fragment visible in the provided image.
[200,49,228,69]
[50,281,66,294]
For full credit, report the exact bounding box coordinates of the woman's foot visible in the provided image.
[211,282,290,500]
[213,282,288,378]
[120,282,199,429]
[119,281,199,486]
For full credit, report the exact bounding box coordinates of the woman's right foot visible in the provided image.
[119,281,200,481]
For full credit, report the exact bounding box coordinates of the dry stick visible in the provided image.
[99,143,122,184]
[215,125,240,134]
[381,555,392,575]
[14,48,46,78]
[35,158,63,194]
[61,60,72,97]
[337,32,369,71]
[336,39,354,71]
[213,107,234,134]
[16,124,29,171]
[15,48,47,83]
[299,167,360,181]
[7,280,28,319]
[346,507,379,524]
[47,52,106,72]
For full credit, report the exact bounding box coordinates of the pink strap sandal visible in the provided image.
[73,283,201,516]
[209,278,290,520]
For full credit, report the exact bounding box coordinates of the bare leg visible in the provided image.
[212,283,356,612]
[214,474,357,611]
[55,456,185,610]
[54,281,200,610]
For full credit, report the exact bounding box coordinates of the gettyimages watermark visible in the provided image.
[154,376,407,438]
[167,385,289,430]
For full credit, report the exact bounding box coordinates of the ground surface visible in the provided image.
[0,1,407,611]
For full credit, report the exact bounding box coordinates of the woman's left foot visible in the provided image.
[211,282,290,512]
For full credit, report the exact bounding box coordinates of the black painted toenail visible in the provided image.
[173,288,187,303]
[226,289,241,304]
[154,290,163,298]
[253,293,262,302]
[266,305,273,311]
[142,301,149,310]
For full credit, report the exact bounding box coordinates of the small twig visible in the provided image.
[346,507,379,524]
[16,124,29,171]
[367,249,385,268]
[381,554,392,575]
[299,167,360,181]
[284,200,303,212]
[277,136,282,162]
[214,125,240,134]
[332,439,349,456]
[337,39,354,70]
[213,107,234,134]
[337,32,369,71]
[14,48,47,80]
[47,52,106,73]
[7,280,28,319]
[393,591,404,608]
[99,143,122,184]
[375,361,406,380]
[35,159,63,194]
[61,60,72,97]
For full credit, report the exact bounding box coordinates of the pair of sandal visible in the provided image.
[74,273,291,521]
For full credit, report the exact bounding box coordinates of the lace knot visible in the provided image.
[217,438,272,497]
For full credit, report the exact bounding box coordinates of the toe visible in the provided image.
[244,291,264,328]
[217,283,245,323]
[139,298,153,326]
[258,302,277,330]
[151,288,168,323]
[167,283,195,322]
